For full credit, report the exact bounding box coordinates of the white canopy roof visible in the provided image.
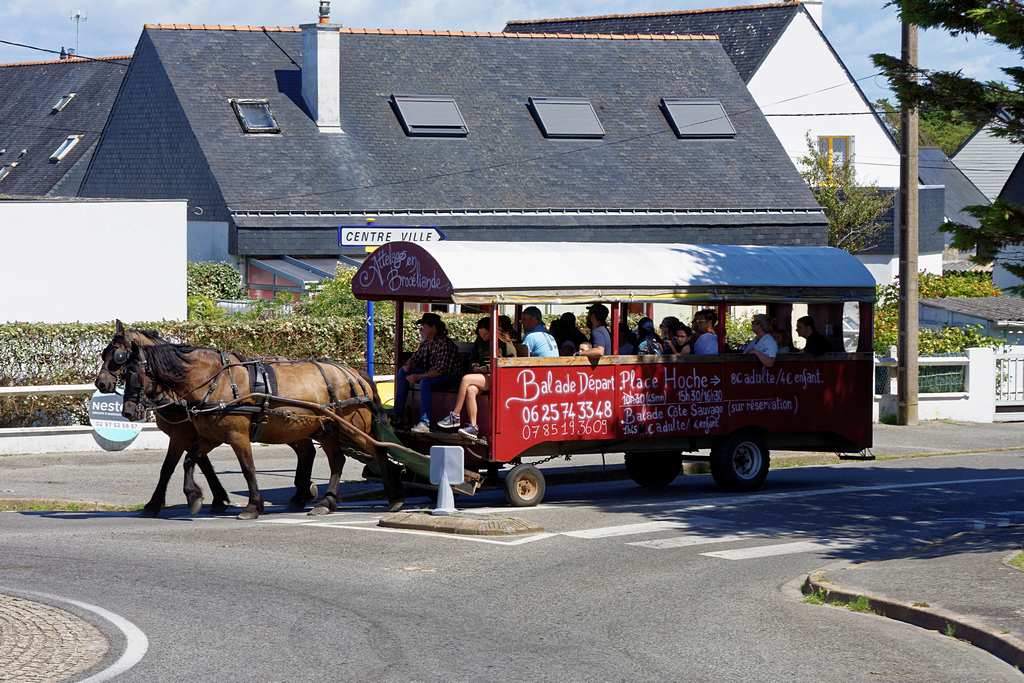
[353,242,877,304]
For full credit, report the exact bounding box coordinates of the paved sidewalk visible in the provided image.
[805,525,1024,669]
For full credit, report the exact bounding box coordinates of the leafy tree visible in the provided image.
[871,1,1024,291]
[799,136,894,254]
[873,97,975,156]
[873,271,1002,354]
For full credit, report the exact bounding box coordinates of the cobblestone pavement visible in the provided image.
[0,593,108,682]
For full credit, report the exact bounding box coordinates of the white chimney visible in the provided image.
[301,1,342,133]
[803,0,823,29]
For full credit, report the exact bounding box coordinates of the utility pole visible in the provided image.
[897,20,919,426]
[70,10,87,56]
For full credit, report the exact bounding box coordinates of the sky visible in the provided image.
[0,0,1019,105]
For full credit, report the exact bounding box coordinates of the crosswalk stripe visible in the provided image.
[562,517,728,539]
[702,539,856,560]
[627,528,790,549]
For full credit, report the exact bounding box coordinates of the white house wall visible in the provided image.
[746,12,900,187]
[0,199,186,323]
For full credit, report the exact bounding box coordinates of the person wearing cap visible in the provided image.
[580,303,611,361]
[394,312,462,433]
[520,306,558,358]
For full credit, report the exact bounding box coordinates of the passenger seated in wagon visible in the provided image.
[393,312,462,433]
[438,317,516,440]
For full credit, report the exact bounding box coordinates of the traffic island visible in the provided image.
[379,512,544,536]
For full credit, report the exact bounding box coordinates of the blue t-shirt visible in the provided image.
[524,326,558,357]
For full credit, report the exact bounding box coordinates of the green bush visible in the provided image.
[0,313,486,427]
[187,261,246,300]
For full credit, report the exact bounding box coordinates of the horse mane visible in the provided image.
[133,329,167,343]
[142,343,209,395]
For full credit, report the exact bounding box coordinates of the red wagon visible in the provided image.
[353,241,876,506]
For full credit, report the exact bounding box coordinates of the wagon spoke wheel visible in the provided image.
[504,464,546,507]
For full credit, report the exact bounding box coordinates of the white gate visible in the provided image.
[995,348,1024,421]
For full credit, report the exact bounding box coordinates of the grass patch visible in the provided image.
[1010,552,1024,571]
[803,587,829,605]
[847,595,875,614]
[944,622,956,638]
[0,500,143,512]
[913,602,930,608]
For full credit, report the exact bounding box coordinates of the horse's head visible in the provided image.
[95,319,131,394]
[121,341,153,421]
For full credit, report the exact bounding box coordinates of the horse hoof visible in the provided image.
[307,505,330,516]
[237,509,259,520]
[211,501,228,515]
[140,506,160,518]
[286,500,307,512]
[387,499,405,513]
[189,497,204,516]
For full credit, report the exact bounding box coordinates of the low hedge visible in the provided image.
[0,313,487,428]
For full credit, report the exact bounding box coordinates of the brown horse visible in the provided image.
[121,340,405,519]
[95,322,318,516]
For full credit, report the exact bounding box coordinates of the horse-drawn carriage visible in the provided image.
[98,241,875,517]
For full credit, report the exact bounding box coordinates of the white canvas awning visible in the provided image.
[352,242,876,305]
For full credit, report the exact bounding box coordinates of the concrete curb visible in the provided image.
[803,570,1024,669]
[379,512,544,536]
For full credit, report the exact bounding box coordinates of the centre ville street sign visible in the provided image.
[338,226,445,247]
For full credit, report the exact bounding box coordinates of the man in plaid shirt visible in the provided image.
[394,312,462,432]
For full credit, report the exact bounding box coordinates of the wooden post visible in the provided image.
[898,21,919,426]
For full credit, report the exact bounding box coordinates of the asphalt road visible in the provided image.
[2,448,1023,682]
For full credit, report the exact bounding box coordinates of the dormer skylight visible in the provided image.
[50,135,82,161]
[660,98,736,138]
[390,95,468,137]
[52,92,77,112]
[0,162,16,182]
[528,97,605,139]
[231,99,280,134]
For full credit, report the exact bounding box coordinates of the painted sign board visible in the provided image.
[89,390,146,448]
[352,242,453,301]
[339,226,444,247]
[489,357,871,462]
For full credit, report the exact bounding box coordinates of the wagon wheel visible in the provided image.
[624,451,683,488]
[504,464,546,507]
[709,431,770,493]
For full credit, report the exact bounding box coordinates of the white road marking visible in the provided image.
[627,528,791,549]
[702,539,856,560]
[2,588,149,683]
[308,523,557,545]
[612,475,1024,514]
[562,517,729,539]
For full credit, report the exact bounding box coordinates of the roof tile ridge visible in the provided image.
[144,23,299,31]
[334,27,716,40]
[505,2,800,25]
[0,54,132,67]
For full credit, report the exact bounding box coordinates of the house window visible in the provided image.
[390,95,468,137]
[0,162,16,182]
[660,98,736,138]
[231,99,280,134]
[52,92,77,111]
[50,135,82,161]
[528,97,605,139]
[818,136,852,166]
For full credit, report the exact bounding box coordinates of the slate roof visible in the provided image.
[503,3,803,82]
[0,56,130,197]
[999,152,1024,207]
[920,296,1023,323]
[918,146,989,229]
[79,25,827,256]
[951,123,1024,201]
